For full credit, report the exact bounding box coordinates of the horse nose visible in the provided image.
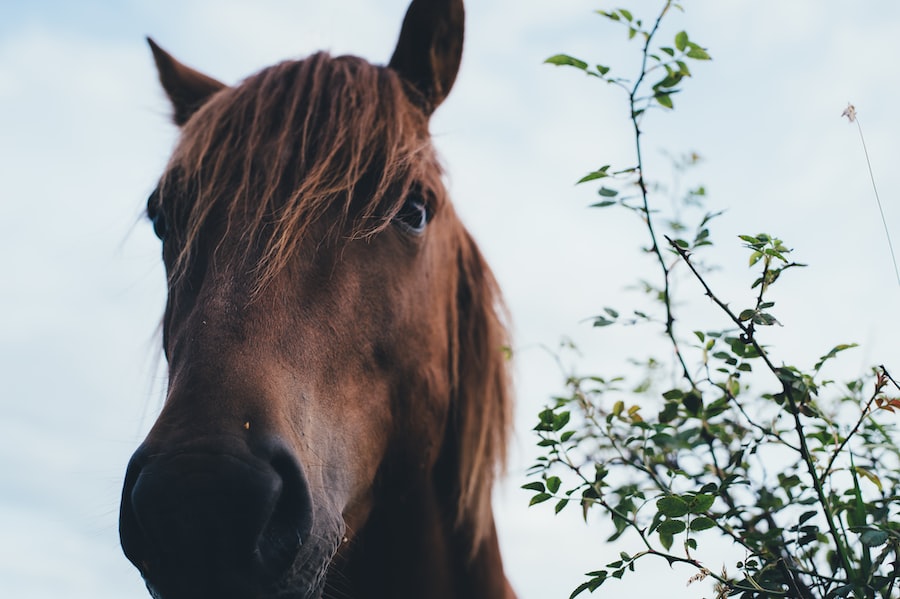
[119,436,312,597]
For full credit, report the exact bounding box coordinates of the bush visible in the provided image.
[526,3,900,598]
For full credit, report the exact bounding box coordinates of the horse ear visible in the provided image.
[147,38,227,127]
[389,0,464,115]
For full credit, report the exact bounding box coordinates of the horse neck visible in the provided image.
[329,473,515,599]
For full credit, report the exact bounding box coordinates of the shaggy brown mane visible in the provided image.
[451,229,513,552]
[156,51,440,290]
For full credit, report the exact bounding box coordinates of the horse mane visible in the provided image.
[155,49,512,554]
[451,230,513,553]
[157,51,437,290]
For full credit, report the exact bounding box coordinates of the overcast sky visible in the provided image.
[2,1,899,597]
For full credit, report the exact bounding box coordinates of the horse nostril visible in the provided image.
[119,438,312,595]
[253,450,314,577]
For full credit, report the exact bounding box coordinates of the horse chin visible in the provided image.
[141,512,344,599]
[273,516,345,599]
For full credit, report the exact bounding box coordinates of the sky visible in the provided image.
[2,1,899,597]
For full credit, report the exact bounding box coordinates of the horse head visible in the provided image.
[119,1,514,598]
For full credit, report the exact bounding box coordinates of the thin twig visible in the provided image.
[881,365,900,392]
[628,1,696,388]
[822,378,884,479]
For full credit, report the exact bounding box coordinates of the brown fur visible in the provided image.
[125,2,515,596]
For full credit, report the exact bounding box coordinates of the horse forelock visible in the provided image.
[157,51,440,291]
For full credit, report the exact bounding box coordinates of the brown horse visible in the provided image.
[118,1,515,598]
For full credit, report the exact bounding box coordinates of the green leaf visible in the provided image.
[547,476,562,494]
[536,408,554,429]
[658,401,678,423]
[686,43,711,60]
[545,54,589,70]
[798,510,817,525]
[522,481,545,493]
[662,389,684,400]
[577,166,611,184]
[828,584,853,598]
[753,312,779,326]
[814,343,858,371]
[569,581,593,599]
[683,391,703,416]
[596,64,610,75]
[675,31,688,52]
[690,516,716,531]
[598,187,619,197]
[688,494,715,513]
[654,73,682,90]
[847,461,867,528]
[854,466,883,491]
[658,519,687,535]
[656,496,689,518]
[553,411,571,431]
[618,9,633,21]
[590,200,617,208]
[659,531,674,551]
[860,529,889,548]
[555,498,569,514]
[529,492,553,506]
[704,396,729,418]
[655,92,673,109]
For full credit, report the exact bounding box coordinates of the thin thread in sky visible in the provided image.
[843,103,900,289]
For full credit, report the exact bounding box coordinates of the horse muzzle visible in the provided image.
[119,435,322,598]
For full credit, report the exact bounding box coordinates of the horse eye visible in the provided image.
[147,191,167,241]
[394,195,430,235]
[151,211,167,240]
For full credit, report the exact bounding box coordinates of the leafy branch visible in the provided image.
[529,3,900,598]
[667,234,855,582]
[546,1,711,387]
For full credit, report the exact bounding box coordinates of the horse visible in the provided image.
[117,1,515,597]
